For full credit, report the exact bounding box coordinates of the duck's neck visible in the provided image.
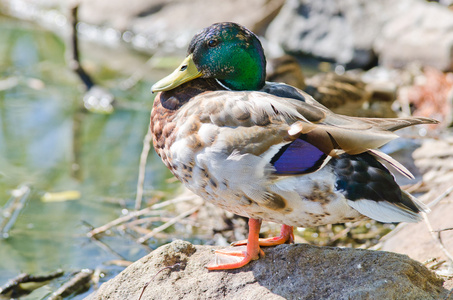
[218,50,266,91]
[219,69,265,91]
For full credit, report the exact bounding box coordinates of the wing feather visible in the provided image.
[177,82,437,160]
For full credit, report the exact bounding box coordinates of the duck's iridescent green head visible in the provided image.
[152,22,266,92]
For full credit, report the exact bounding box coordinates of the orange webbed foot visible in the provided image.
[206,245,265,270]
[206,218,265,270]
[206,221,294,270]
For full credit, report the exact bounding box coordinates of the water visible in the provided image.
[0,15,175,298]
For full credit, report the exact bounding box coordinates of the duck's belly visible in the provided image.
[184,163,366,228]
[202,192,366,228]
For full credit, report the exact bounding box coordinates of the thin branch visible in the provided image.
[370,222,408,249]
[423,213,453,263]
[137,205,201,244]
[87,194,198,237]
[325,227,351,246]
[123,216,202,229]
[87,207,154,238]
[0,270,64,297]
[47,269,94,300]
[68,4,94,90]
[150,193,200,210]
[138,263,182,300]
[0,185,31,238]
[125,224,155,236]
[90,235,128,260]
[428,259,446,271]
[135,125,153,211]
[434,227,453,232]
[427,185,453,208]
[122,216,165,228]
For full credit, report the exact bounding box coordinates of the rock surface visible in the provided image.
[375,0,453,71]
[88,240,446,299]
[381,137,453,291]
[266,0,453,70]
[78,0,285,53]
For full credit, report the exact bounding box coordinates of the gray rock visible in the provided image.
[266,0,453,70]
[88,240,446,299]
[380,137,453,291]
[265,0,387,67]
[78,0,285,53]
[375,1,453,71]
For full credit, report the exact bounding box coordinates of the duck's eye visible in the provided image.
[207,39,219,48]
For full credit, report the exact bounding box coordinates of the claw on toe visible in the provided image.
[206,245,264,270]
[214,245,248,257]
[206,220,294,270]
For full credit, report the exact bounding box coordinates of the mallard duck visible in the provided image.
[150,22,437,270]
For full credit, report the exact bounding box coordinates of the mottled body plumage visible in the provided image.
[151,78,431,228]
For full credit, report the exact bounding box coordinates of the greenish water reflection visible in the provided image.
[0,16,174,297]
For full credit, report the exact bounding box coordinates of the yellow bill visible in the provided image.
[151,54,202,92]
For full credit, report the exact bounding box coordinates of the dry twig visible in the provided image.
[0,270,64,298]
[0,185,31,238]
[90,234,128,260]
[138,263,182,300]
[67,4,94,90]
[88,194,198,237]
[135,126,153,211]
[427,185,453,208]
[423,213,453,263]
[137,205,202,244]
[87,207,155,237]
[436,228,453,232]
[47,269,94,300]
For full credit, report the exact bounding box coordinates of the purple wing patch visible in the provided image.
[271,138,327,174]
